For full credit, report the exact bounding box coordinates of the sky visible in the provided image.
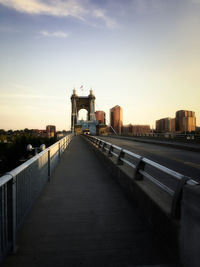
[0,0,200,130]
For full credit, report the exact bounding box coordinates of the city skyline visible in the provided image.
[0,0,200,130]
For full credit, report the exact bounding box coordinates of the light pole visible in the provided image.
[27,144,46,155]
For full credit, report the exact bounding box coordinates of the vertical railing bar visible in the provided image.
[22,173,24,222]
[117,149,125,165]
[0,134,73,261]
[59,142,61,158]
[12,176,17,253]
[0,188,2,259]
[28,168,30,208]
[4,184,8,248]
[48,150,51,182]
[2,185,5,253]
[16,175,18,227]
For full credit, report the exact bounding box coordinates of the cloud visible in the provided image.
[92,8,117,29]
[0,0,117,29]
[0,0,87,19]
[39,30,69,38]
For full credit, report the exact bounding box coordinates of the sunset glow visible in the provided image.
[0,0,200,130]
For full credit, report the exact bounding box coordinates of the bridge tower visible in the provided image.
[71,89,96,135]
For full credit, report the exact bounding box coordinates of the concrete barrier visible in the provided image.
[180,185,200,267]
[83,136,180,262]
[84,135,200,266]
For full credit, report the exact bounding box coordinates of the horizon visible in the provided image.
[1,99,199,132]
[0,0,200,130]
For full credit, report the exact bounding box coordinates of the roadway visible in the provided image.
[2,136,175,267]
[99,136,200,182]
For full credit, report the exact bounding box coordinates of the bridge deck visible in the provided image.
[3,136,174,267]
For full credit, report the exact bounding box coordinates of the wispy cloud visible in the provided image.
[92,8,117,29]
[39,30,69,38]
[0,0,117,29]
[0,0,87,19]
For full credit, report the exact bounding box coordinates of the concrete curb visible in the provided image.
[180,185,200,267]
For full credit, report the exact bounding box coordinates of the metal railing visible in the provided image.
[0,134,72,262]
[86,135,199,218]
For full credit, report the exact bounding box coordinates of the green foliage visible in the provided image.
[0,134,7,142]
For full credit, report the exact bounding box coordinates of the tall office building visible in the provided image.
[175,110,196,132]
[110,105,123,134]
[95,111,106,124]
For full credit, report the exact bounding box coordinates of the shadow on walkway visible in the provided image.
[2,136,174,267]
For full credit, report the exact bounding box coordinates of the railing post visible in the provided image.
[108,145,113,157]
[66,136,68,147]
[98,140,102,149]
[58,142,61,158]
[11,176,17,253]
[117,149,125,165]
[63,138,66,150]
[102,142,106,152]
[171,176,189,219]
[67,136,69,146]
[134,157,145,180]
[48,150,51,182]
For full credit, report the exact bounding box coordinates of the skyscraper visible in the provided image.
[110,105,123,134]
[175,110,196,132]
[95,111,106,124]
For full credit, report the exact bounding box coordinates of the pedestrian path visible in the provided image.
[2,136,174,267]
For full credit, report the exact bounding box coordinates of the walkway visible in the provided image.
[2,136,174,267]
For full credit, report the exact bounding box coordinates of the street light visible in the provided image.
[27,144,46,155]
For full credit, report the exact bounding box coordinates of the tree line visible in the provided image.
[0,129,56,176]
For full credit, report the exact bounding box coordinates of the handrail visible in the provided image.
[0,134,73,262]
[0,135,71,186]
[0,150,47,185]
[85,135,199,218]
[122,149,142,159]
[88,135,198,185]
[142,158,184,181]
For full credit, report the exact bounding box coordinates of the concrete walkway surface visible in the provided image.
[2,136,175,267]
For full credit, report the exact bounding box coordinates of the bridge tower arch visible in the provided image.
[71,89,96,134]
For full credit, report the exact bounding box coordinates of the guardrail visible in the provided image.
[0,134,72,262]
[86,135,199,218]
